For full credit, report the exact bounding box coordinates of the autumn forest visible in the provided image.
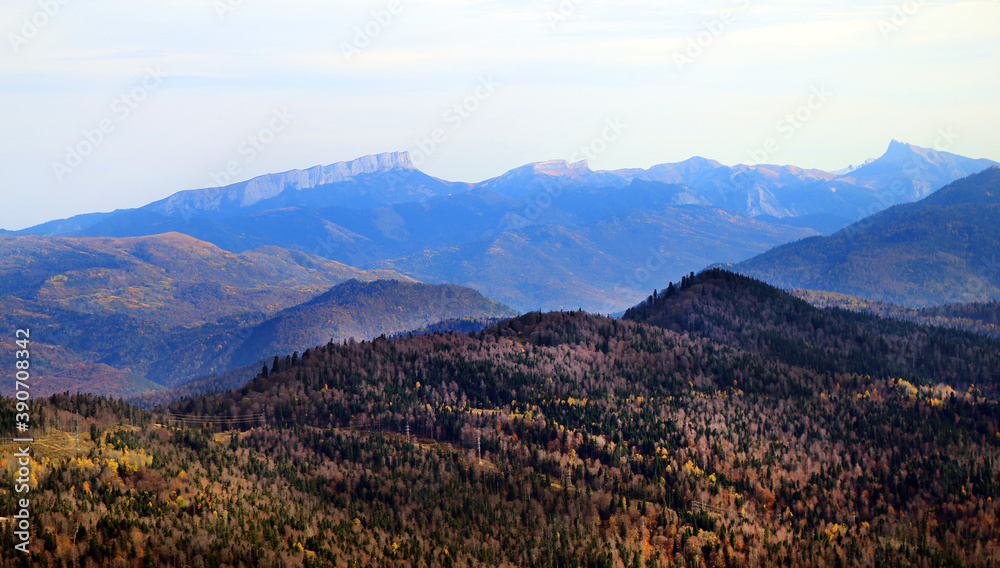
[1,271,998,567]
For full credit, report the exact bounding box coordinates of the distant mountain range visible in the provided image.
[730,167,1000,307]
[11,142,996,312]
[0,233,512,396]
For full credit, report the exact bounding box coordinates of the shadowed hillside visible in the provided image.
[794,289,1000,340]
[732,167,1000,307]
[228,279,517,368]
[623,268,1000,385]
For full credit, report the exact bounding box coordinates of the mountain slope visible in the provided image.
[836,139,998,201]
[624,269,1000,384]
[146,151,473,217]
[0,233,414,395]
[375,206,817,312]
[609,141,997,223]
[793,288,1000,340]
[0,232,407,325]
[130,281,515,407]
[228,279,517,367]
[730,167,1000,307]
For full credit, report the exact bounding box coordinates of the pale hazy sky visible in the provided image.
[1,0,997,230]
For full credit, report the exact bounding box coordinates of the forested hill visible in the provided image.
[624,268,1000,389]
[793,289,1000,340]
[731,166,1000,307]
[9,273,1000,567]
[227,279,517,368]
[146,288,999,566]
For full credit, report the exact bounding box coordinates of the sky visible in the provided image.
[0,0,997,231]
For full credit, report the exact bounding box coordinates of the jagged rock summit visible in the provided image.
[834,139,996,200]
